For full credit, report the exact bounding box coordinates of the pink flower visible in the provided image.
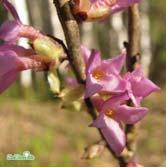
[91,94,148,155]
[0,0,65,62]
[0,44,47,93]
[124,66,160,106]
[111,0,142,14]
[0,0,42,43]
[85,49,127,98]
[72,0,142,21]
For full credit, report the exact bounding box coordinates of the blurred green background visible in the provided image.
[0,0,166,167]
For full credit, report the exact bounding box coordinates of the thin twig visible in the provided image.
[126,3,141,152]
[114,4,141,167]
[127,4,141,72]
[53,0,85,83]
[124,4,141,166]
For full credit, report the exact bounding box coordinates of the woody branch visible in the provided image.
[119,4,141,166]
[126,3,141,154]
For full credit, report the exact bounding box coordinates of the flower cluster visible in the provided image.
[0,0,65,93]
[0,0,161,162]
[72,0,142,21]
[83,48,160,155]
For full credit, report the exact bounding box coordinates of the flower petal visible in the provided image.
[0,21,20,43]
[0,51,18,93]
[127,89,140,107]
[86,49,101,74]
[85,74,102,98]
[99,74,127,93]
[131,78,160,97]
[132,65,143,77]
[124,66,160,105]
[91,96,105,111]
[116,104,148,124]
[111,0,142,14]
[87,2,111,21]
[102,94,129,112]
[102,53,126,74]
[0,50,17,76]
[0,44,34,56]
[80,45,91,65]
[92,113,126,155]
[0,70,17,93]
[91,113,106,128]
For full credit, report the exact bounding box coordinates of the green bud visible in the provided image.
[33,37,63,61]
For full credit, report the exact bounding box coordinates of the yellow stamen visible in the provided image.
[92,68,105,80]
[105,108,115,118]
[98,91,112,100]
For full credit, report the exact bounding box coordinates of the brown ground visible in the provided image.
[0,92,165,167]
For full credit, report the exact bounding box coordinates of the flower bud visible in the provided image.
[72,0,112,21]
[33,37,64,63]
[48,71,60,94]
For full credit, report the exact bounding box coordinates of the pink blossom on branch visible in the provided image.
[83,46,160,104]
[91,94,148,155]
[123,66,160,106]
[72,0,142,21]
[0,0,66,94]
[82,45,160,155]
[85,49,127,98]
